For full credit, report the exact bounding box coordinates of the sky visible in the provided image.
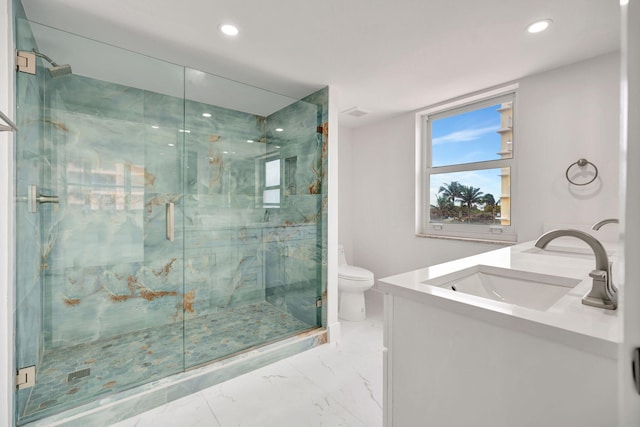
[429,104,508,207]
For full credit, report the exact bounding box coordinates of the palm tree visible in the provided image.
[482,193,497,224]
[460,185,484,223]
[430,195,455,220]
[438,181,463,219]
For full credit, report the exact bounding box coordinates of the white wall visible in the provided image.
[338,124,354,263]
[344,52,620,282]
[327,86,340,341]
[0,0,14,425]
[517,52,620,242]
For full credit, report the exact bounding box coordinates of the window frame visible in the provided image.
[416,85,518,243]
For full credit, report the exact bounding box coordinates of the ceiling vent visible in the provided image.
[342,107,369,118]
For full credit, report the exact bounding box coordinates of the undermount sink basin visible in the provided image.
[423,265,581,311]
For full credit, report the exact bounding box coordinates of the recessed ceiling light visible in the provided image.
[151,125,159,129]
[168,143,175,147]
[202,113,212,118]
[247,140,254,143]
[527,19,552,34]
[220,24,239,36]
[179,129,191,133]
[275,146,281,149]
[275,128,284,132]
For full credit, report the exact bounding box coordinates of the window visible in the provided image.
[417,86,517,242]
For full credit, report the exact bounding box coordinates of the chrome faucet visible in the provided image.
[534,229,617,310]
[592,218,619,231]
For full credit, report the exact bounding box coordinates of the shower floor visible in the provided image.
[20,301,314,423]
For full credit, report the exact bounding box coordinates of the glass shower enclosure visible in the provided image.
[14,11,328,425]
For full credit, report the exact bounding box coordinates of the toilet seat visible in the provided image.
[338,265,374,281]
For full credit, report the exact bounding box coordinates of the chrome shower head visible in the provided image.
[32,50,72,78]
[48,64,72,78]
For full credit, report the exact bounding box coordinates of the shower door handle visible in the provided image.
[28,185,59,213]
[166,202,174,242]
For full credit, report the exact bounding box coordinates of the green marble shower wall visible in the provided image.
[35,76,327,347]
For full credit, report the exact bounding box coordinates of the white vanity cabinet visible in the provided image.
[378,242,619,427]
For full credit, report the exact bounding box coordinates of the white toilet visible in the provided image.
[338,244,374,321]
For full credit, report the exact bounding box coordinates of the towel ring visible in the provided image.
[565,158,598,186]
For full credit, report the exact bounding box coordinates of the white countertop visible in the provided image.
[376,240,621,350]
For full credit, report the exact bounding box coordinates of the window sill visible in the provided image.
[416,233,516,245]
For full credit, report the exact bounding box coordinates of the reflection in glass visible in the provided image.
[265,158,281,187]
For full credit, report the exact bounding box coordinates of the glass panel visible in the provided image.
[429,168,510,225]
[431,100,513,167]
[183,70,325,369]
[14,9,45,422]
[14,21,185,424]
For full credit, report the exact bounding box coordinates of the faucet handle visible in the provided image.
[585,269,616,309]
[589,269,607,281]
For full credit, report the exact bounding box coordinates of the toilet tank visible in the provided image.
[338,244,347,266]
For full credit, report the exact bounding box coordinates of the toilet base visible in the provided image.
[339,291,366,321]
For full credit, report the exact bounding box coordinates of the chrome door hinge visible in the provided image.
[16,366,36,389]
[316,298,323,308]
[16,51,36,75]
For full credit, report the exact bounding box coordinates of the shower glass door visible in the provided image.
[182,70,326,368]
[14,20,186,424]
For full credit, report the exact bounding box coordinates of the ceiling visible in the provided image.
[21,0,621,128]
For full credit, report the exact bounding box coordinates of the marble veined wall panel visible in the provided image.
[181,97,268,323]
[46,76,146,123]
[264,225,320,326]
[37,76,186,348]
[183,99,265,203]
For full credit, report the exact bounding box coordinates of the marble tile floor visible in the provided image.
[21,302,313,423]
[111,304,384,427]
